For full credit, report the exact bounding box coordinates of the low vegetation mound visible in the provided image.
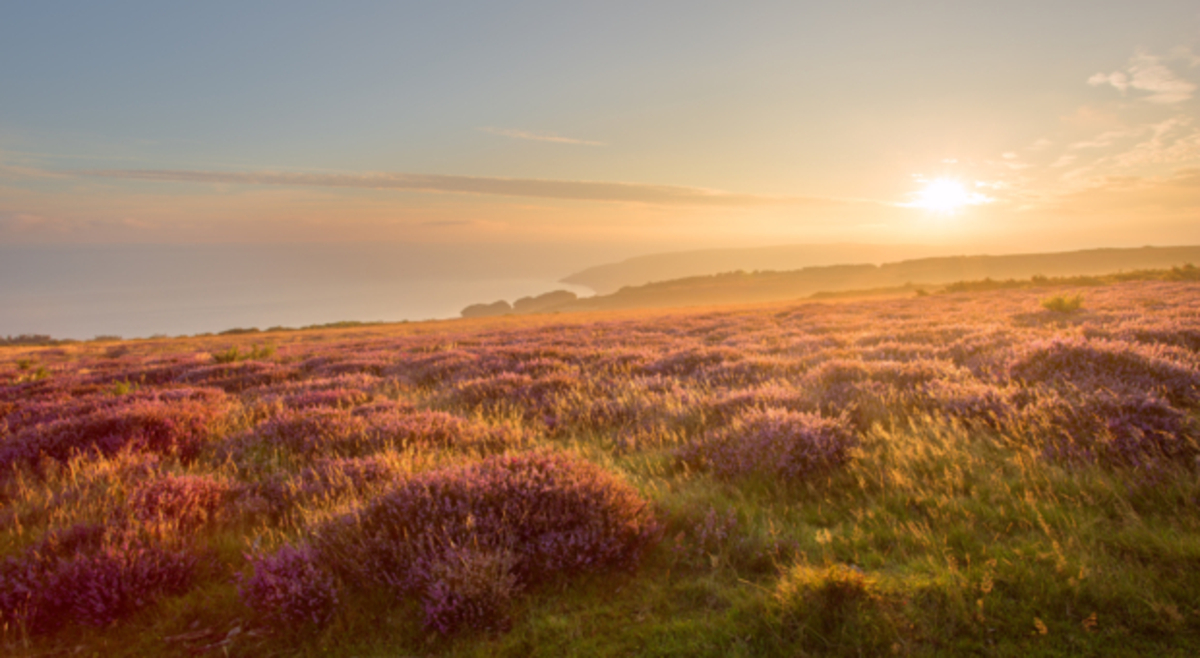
[679,408,857,479]
[305,450,659,633]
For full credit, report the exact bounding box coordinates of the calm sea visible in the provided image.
[0,244,602,340]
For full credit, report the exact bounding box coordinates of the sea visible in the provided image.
[0,244,603,340]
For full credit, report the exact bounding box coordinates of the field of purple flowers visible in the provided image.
[2,278,1199,656]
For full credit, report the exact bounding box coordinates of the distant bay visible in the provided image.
[0,244,601,340]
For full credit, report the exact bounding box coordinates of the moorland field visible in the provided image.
[3,272,1200,656]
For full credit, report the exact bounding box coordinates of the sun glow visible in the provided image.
[909,178,992,213]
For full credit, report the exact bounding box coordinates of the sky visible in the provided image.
[2,1,1199,257]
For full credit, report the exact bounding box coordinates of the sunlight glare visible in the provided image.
[910,178,991,214]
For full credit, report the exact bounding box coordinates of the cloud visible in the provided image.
[479,127,606,146]
[1089,51,1196,104]
[72,168,819,207]
[420,219,475,227]
[1069,130,1128,150]
[0,152,71,180]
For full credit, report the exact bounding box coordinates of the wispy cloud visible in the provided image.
[420,219,475,227]
[478,127,606,146]
[1088,51,1196,104]
[0,151,71,180]
[73,168,817,207]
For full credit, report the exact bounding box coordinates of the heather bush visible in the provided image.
[0,525,194,633]
[239,407,370,459]
[798,358,970,429]
[364,408,522,452]
[0,397,228,476]
[1123,325,1200,352]
[239,544,340,629]
[453,372,589,424]
[129,474,230,529]
[639,345,744,379]
[1008,337,1200,405]
[679,408,858,480]
[705,382,809,424]
[1013,387,1198,470]
[1,385,225,437]
[315,450,659,633]
[920,380,1016,427]
[387,349,480,387]
[176,360,299,392]
[48,537,196,627]
[421,546,520,635]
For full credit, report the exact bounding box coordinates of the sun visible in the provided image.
[908,178,992,214]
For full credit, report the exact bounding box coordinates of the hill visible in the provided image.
[560,242,952,294]
[467,245,1200,317]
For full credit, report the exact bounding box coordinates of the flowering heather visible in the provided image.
[386,348,480,387]
[1008,337,1200,405]
[129,474,230,529]
[1014,387,1198,469]
[680,408,858,480]
[0,524,194,633]
[239,544,340,629]
[1,385,226,437]
[309,355,393,377]
[315,451,659,631]
[250,455,400,510]
[638,345,746,379]
[249,373,381,408]
[175,360,300,392]
[43,537,195,628]
[421,546,520,635]
[1122,325,1200,352]
[235,407,370,459]
[0,396,228,475]
[228,405,517,466]
[3,278,1200,649]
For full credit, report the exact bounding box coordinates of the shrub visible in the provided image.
[130,474,230,529]
[0,397,228,475]
[239,545,340,629]
[1040,294,1084,313]
[0,525,194,633]
[422,546,520,635]
[678,408,858,480]
[242,407,370,458]
[1008,338,1200,405]
[48,539,195,628]
[774,563,888,650]
[1014,388,1198,470]
[315,450,659,633]
[797,358,969,429]
[234,407,516,462]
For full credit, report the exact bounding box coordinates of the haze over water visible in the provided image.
[0,244,600,339]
